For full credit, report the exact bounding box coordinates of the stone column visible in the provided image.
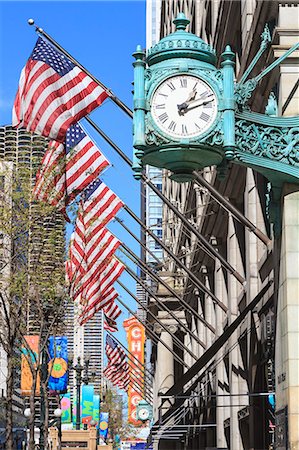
[153,324,175,412]
[275,187,299,450]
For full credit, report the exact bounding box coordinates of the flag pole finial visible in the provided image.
[28,18,35,25]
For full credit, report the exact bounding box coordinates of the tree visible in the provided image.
[101,388,138,448]
[0,155,66,450]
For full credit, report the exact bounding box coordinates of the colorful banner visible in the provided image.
[61,393,72,423]
[123,317,146,425]
[21,335,40,396]
[93,394,100,427]
[81,385,94,425]
[99,412,109,439]
[48,336,68,394]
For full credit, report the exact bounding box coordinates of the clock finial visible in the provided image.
[173,13,190,31]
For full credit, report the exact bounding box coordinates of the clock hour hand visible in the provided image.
[177,89,197,115]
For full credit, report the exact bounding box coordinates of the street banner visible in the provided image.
[123,317,146,425]
[61,393,72,423]
[81,384,94,424]
[21,335,40,396]
[48,336,68,394]
[93,394,100,427]
[99,412,109,439]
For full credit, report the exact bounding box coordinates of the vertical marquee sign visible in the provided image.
[123,317,146,424]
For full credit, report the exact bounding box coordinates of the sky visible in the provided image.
[0,1,147,365]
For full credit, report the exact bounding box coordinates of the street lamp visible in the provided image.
[68,354,96,430]
[23,408,31,418]
[52,408,62,450]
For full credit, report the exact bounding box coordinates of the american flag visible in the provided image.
[33,123,110,214]
[78,257,124,308]
[105,335,126,365]
[68,179,123,285]
[13,37,109,142]
[103,363,130,391]
[79,287,120,325]
[70,228,121,300]
[103,315,118,332]
[103,335,130,391]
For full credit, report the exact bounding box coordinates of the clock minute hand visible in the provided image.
[178,96,214,115]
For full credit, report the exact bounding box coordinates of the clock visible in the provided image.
[138,408,150,421]
[136,400,152,422]
[150,74,218,140]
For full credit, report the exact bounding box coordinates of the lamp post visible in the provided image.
[68,354,96,430]
[53,408,62,450]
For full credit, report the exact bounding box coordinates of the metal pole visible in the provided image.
[39,346,48,450]
[115,217,163,267]
[121,243,215,336]
[28,20,133,118]
[192,172,270,245]
[74,358,83,430]
[123,262,206,349]
[116,290,190,369]
[85,116,244,285]
[123,204,226,314]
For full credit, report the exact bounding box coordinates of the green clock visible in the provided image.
[136,400,152,422]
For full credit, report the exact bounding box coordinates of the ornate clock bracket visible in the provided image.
[132,14,299,233]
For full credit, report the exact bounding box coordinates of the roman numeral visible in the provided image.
[195,123,201,131]
[180,78,187,88]
[159,93,168,98]
[200,112,210,122]
[167,82,175,91]
[155,104,165,109]
[159,112,168,123]
[199,90,209,99]
[182,124,188,135]
[168,121,176,132]
[203,102,212,109]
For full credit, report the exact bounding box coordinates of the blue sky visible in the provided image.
[0,1,147,362]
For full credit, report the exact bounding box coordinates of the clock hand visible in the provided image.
[178,96,214,115]
[177,89,197,114]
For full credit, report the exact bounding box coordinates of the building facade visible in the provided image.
[145,1,299,449]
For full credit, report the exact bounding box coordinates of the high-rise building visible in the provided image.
[68,305,104,396]
[145,1,299,449]
[0,125,105,419]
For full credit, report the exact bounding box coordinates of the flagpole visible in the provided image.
[123,262,206,349]
[123,205,226,312]
[115,217,164,268]
[121,243,216,334]
[128,379,152,404]
[128,369,153,400]
[116,291,190,370]
[117,278,195,366]
[84,117,245,285]
[27,19,133,119]
[118,273,202,360]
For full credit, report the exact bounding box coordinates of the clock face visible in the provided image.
[151,75,217,139]
[138,408,150,421]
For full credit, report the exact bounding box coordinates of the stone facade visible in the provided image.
[146,1,299,449]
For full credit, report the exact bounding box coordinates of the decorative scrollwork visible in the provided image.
[145,118,171,146]
[203,120,224,147]
[145,68,178,94]
[235,120,299,166]
[235,79,258,108]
